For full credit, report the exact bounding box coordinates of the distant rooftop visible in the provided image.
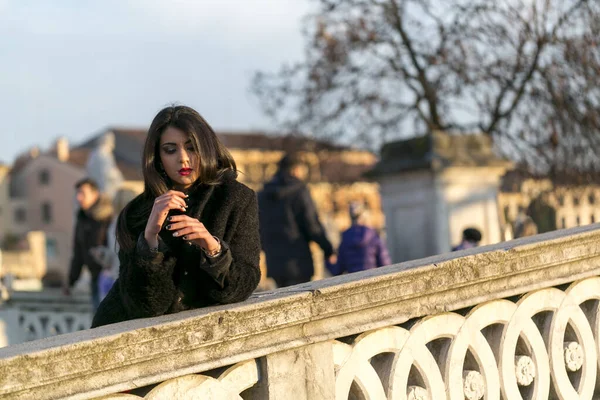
[71,128,360,181]
[9,128,372,183]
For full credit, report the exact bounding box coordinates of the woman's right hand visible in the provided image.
[144,190,188,248]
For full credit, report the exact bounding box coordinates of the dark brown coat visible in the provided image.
[91,173,260,327]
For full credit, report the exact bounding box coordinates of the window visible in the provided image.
[592,215,596,224]
[14,208,26,223]
[573,197,580,206]
[39,169,50,185]
[558,195,565,206]
[46,238,58,259]
[590,194,596,205]
[576,216,581,226]
[42,202,52,224]
[561,217,566,229]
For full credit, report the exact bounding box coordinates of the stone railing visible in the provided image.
[0,289,92,347]
[1,225,600,399]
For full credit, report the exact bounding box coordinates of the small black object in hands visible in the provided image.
[162,197,189,231]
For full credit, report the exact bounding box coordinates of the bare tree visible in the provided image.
[252,0,600,173]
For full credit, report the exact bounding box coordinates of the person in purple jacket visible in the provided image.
[327,202,392,276]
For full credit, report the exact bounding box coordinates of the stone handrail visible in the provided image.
[1,225,599,399]
[0,289,92,347]
[4,289,92,311]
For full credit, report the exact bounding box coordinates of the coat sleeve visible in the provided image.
[202,193,261,304]
[295,187,334,258]
[117,234,178,319]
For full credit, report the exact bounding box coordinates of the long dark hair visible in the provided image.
[116,105,237,251]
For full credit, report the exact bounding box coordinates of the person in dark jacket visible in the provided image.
[327,202,391,275]
[65,178,113,311]
[91,105,260,328]
[452,227,482,251]
[258,153,335,287]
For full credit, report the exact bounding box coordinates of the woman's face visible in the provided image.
[159,127,199,190]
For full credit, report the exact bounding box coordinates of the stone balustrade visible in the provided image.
[0,289,92,347]
[1,225,599,399]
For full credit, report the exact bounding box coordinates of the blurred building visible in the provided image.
[367,131,513,263]
[224,135,384,238]
[0,163,10,245]
[498,170,600,237]
[2,129,382,283]
[3,128,599,282]
[3,135,140,283]
[369,131,600,263]
[6,141,85,279]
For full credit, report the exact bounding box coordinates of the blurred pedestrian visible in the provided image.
[258,153,335,287]
[452,227,482,251]
[326,202,391,276]
[514,216,538,238]
[65,178,113,311]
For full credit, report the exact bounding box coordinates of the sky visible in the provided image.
[0,0,313,164]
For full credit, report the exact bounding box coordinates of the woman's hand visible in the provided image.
[144,190,188,248]
[166,215,220,253]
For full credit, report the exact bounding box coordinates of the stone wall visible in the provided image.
[0,225,599,399]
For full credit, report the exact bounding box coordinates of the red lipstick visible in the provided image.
[178,168,192,176]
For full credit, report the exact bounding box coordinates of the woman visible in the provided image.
[91,105,261,327]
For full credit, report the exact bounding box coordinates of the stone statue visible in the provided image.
[85,132,124,200]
